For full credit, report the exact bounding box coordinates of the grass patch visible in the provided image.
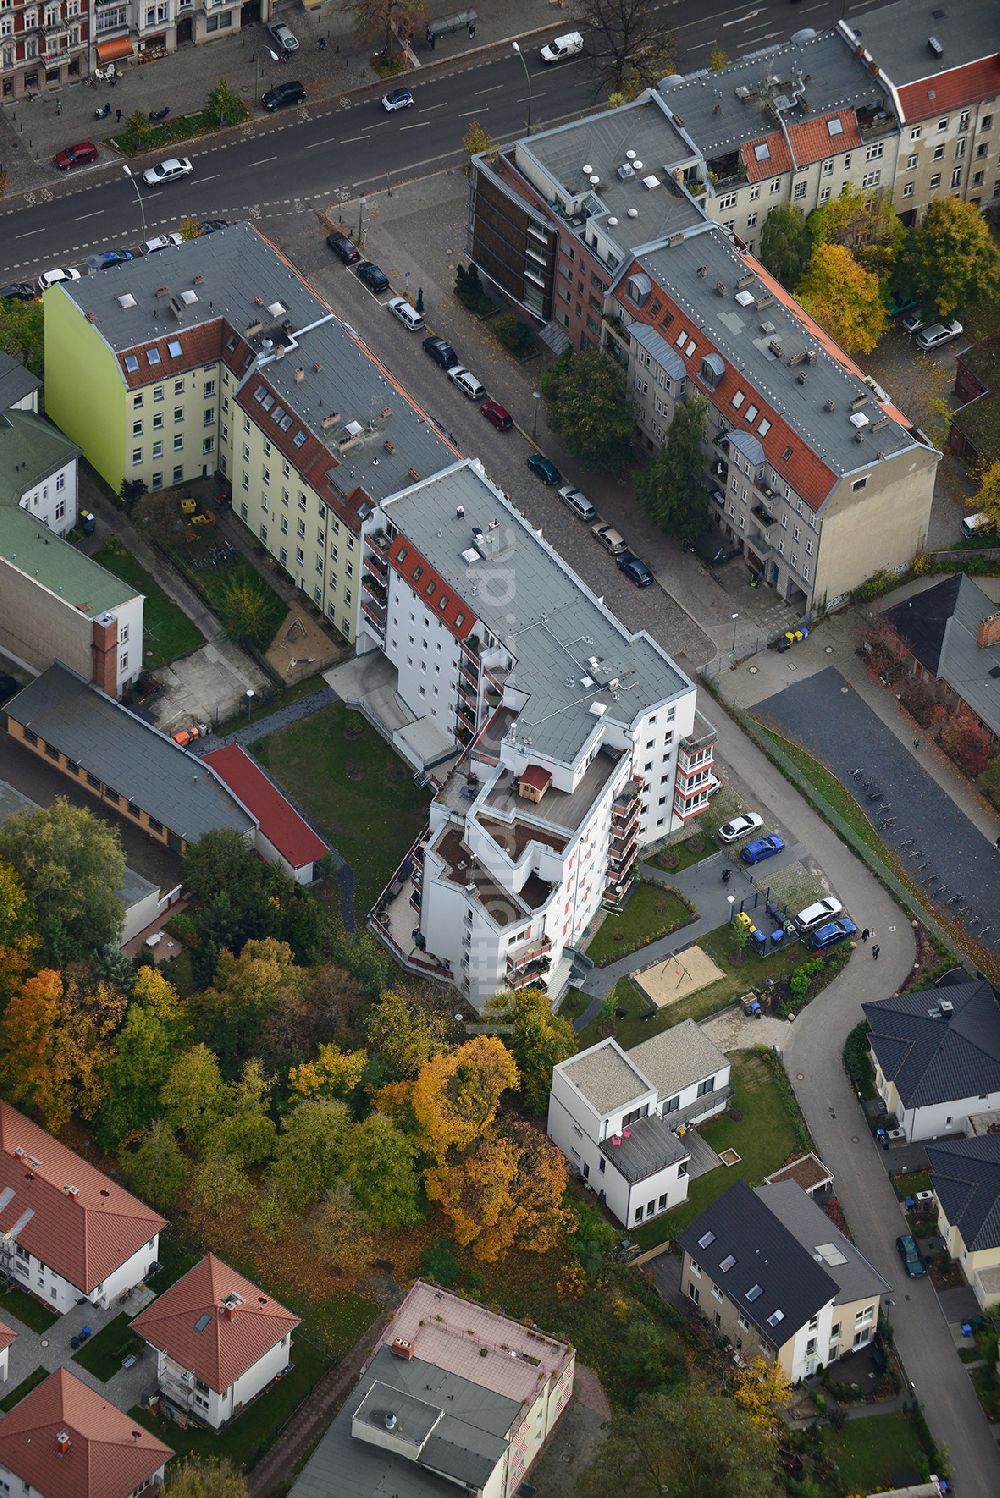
[0,1283,59,1333]
[72,1312,142,1382]
[647,833,718,874]
[130,1333,329,1470]
[557,987,593,1025]
[110,105,248,157]
[819,1410,933,1493]
[632,1050,805,1247]
[754,722,879,854]
[148,1237,200,1293]
[0,1365,49,1412]
[892,1168,933,1200]
[94,540,204,668]
[196,562,287,653]
[586,883,694,966]
[252,702,430,918]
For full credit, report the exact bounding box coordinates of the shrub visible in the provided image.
[421,1237,460,1288]
[492,314,536,359]
[454,263,494,317]
[843,1022,872,1089]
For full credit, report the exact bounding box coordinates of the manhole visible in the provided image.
[851,1136,861,1143]
[40,1339,48,1348]
[825,646,834,654]
[748,665,758,674]
[796,1072,805,1080]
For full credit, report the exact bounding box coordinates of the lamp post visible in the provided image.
[730,612,739,651]
[532,389,542,439]
[512,41,532,135]
[255,46,279,105]
[727,895,736,924]
[122,165,147,245]
[246,688,255,722]
[357,194,367,244]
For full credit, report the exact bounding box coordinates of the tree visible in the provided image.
[732,1355,793,1436]
[635,395,709,538]
[568,1197,618,1275]
[120,111,154,154]
[936,702,995,781]
[729,919,751,964]
[0,970,125,1130]
[347,1112,423,1228]
[0,297,43,377]
[364,988,450,1082]
[203,1060,276,1167]
[463,119,498,159]
[583,0,677,101]
[308,1181,375,1275]
[191,1151,250,1213]
[971,459,1000,534]
[0,797,125,960]
[179,216,203,241]
[540,350,635,470]
[481,986,574,1114]
[269,1098,351,1212]
[758,205,812,291]
[860,615,911,685]
[161,1044,229,1155]
[164,1457,247,1498]
[218,573,277,647]
[425,1121,569,1261]
[709,46,728,70]
[193,938,304,1075]
[796,243,887,356]
[288,1041,368,1101]
[900,197,1000,319]
[0,859,39,1001]
[411,1036,518,1160]
[122,1120,188,1208]
[980,751,1000,813]
[204,79,245,128]
[353,0,423,57]
[96,1001,179,1149]
[579,1386,778,1498]
[808,184,904,281]
[185,829,259,903]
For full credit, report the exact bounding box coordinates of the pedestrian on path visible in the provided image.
[861,927,870,942]
[872,944,880,960]
[116,108,122,124]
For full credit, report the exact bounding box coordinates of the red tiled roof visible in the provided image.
[116,318,226,391]
[0,1320,16,1353]
[202,745,327,870]
[740,132,791,184]
[0,1103,166,1294]
[787,110,862,168]
[130,1253,299,1394]
[390,535,476,640]
[899,56,1000,123]
[519,765,552,792]
[0,1368,172,1498]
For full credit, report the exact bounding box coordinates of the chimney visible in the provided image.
[56,1431,71,1455]
[977,612,1000,649]
[390,1338,414,1360]
[294,368,305,382]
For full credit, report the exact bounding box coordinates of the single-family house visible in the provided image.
[547,1020,730,1229]
[0,1367,172,1498]
[679,1179,887,1382]
[0,1321,16,1382]
[130,1253,299,1430]
[0,1101,165,1314]
[927,1133,1000,1310]
[201,744,329,884]
[863,980,1000,1142]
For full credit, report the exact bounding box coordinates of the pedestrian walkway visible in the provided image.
[2,1282,155,1415]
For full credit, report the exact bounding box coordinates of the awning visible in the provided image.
[96,37,134,63]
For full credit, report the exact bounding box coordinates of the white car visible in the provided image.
[916,319,963,351]
[36,267,81,292]
[796,897,844,931]
[901,310,925,336]
[386,296,424,331]
[268,21,298,52]
[141,157,193,187]
[717,812,763,843]
[140,232,184,256]
[540,31,584,63]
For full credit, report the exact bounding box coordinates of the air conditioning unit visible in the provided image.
[916,1190,935,1203]
[886,1128,905,1142]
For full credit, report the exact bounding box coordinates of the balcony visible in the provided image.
[366,528,390,554]
[361,598,386,637]
[751,503,776,529]
[508,938,552,972]
[364,546,388,578]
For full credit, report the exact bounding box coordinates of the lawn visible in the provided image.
[0,1284,59,1333]
[130,1334,330,1471]
[632,1050,807,1247]
[585,883,695,966]
[94,539,204,669]
[72,1312,142,1382]
[252,703,430,918]
[647,831,718,875]
[557,987,593,1026]
[0,1365,49,1412]
[819,1410,932,1493]
[147,1237,199,1293]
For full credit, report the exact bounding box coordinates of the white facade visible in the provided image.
[876,1069,1000,1143]
[381,573,463,741]
[110,599,145,697]
[17,458,77,537]
[11,1232,159,1316]
[156,1332,292,1430]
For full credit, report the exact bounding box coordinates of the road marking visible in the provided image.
[458,109,485,117]
[338,135,368,144]
[399,121,430,129]
[15,228,45,238]
[74,211,103,221]
[475,84,504,95]
[200,174,219,184]
[304,136,342,149]
[250,155,277,166]
[422,101,446,111]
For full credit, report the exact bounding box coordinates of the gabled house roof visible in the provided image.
[863,981,1000,1109]
[0,1102,165,1294]
[131,1253,299,1394]
[927,1133,1000,1252]
[884,575,1000,738]
[755,1181,889,1305]
[0,1367,172,1498]
[202,745,328,870]
[0,352,40,412]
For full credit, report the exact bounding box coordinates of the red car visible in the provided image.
[481,399,513,432]
[53,142,99,170]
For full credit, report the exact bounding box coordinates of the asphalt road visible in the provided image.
[0,0,884,282]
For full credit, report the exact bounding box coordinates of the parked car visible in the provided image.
[558,485,597,522]
[140,233,183,255]
[382,87,414,112]
[617,551,654,587]
[540,31,584,62]
[740,834,785,865]
[806,916,858,951]
[895,1233,927,1278]
[448,366,486,400]
[423,336,459,370]
[387,296,425,331]
[527,453,562,485]
[36,268,81,292]
[592,522,628,557]
[88,247,135,271]
[262,80,306,112]
[326,232,360,264]
[356,261,390,293]
[916,319,963,351]
[717,812,763,843]
[268,20,298,51]
[53,141,99,170]
[480,399,513,431]
[962,510,993,538]
[0,282,36,301]
[199,219,229,236]
[796,897,843,931]
[141,157,193,187]
[901,310,926,336]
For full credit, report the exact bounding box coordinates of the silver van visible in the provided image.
[962,511,991,538]
[558,485,597,522]
[386,296,425,332]
[591,520,628,556]
[448,367,487,401]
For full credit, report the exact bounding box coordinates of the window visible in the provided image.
[903,182,914,197]
[167,339,182,358]
[960,110,970,132]
[983,114,993,131]
[174,379,184,395]
[204,379,216,398]
[933,145,944,160]
[718,192,737,210]
[152,441,163,458]
[146,349,160,366]
[749,185,760,200]
[172,464,183,483]
[910,125,921,139]
[131,448,142,466]
[866,142,883,160]
[978,142,990,158]
[951,166,963,187]
[842,153,851,169]
[819,187,831,203]
[955,137,966,159]
[930,174,941,189]
[203,436,215,454]
[697,1076,715,1097]
[173,434,183,451]
[746,211,757,228]
[906,154,917,169]
[687,1282,700,1304]
[862,170,880,188]
[132,420,143,437]
[793,181,806,200]
[153,412,164,429]
[769,178,781,194]
[822,158,833,176]
[938,117,948,133]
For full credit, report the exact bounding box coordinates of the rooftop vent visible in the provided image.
[939,999,954,1015]
[849,411,870,429]
[626,149,636,161]
[716,281,728,297]
[116,293,137,311]
[824,399,836,412]
[642,174,661,190]
[583,163,593,175]
[735,85,751,100]
[62,1184,79,1197]
[928,35,943,57]
[617,163,635,180]
[590,174,601,186]
[697,264,708,277]
[56,1431,71,1455]
[456,505,465,519]
[756,292,774,309]
[627,208,639,218]
[797,370,808,384]
[872,415,890,432]
[390,1338,415,1360]
[768,338,783,357]
[850,393,868,411]
[608,216,619,226]
[589,701,608,718]
[633,160,643,172]
[384,1413,398,1432]
[736,273,755,291]
[767,1309,785,1327]
[266,300,286,318]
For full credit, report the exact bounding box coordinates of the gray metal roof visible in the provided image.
[658,30,884,162]
[383,461,691,763]
[679,1179,839,1342]
[600,1110,689,1183]
[638,228,920,484]
[885,574,1000,739]
[863,981,1000,1109]
[0,508,134,618]
[926,1134,1000,1253]
[628,1019,728,1104]
[725,429,766,467]
[0,410,80,508]
[0,353,40,413]
[845,0,1000,88]
[560,1039,650,1115]
[631,321,686,380]
[5,663,255,845]
[756,1181,889,1305]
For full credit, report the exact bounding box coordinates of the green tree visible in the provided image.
[192,937,304,1075]
[96,1002,179,1150]
[122,1120,188,1209]
[348,1111,423,1228]
[364,988,451,1082]
[971,459,1000,534]
[481,986,574,1115]
[192,1150,250,1213]
[568,1196,617,1275]
[269,1098,351,1212]
[583,0,676,100]
[635,394,709,538]
[324,914,393,998]
[218,572,276,648]
[540,349,635,470]
[730,919,751,964]
[120,110,154,153]
[900,196,1000,319]
[0,797,125,961]
[807,184,904,281]
[0,298,43,377]
[203,1060,276,1166]
[161,1043,228,1155]
[796,243,887,355]
[164,1458,247,1498]
[308,1181,375,1275]
[204,79,245,128]
[758,204,812,290]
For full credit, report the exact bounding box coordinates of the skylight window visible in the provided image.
[698,1231,716,1250]
[254,388,266,404]
[754,142,770,161]
[781,445,793,462]
[261,394,274,411]
[732,391,745,409]
[194,1312,212,1333]
[124,355,139,373]
[146,349,161,366]
[272,406,286,424]
[745,405,758,423]
[167,339,183,358]
[746,1285,764,1302]
[767,1309,785,1327]
[675,330,686,347]
[719,1254,736,1273]
[279,414,293,431]
[827,118,844,138]
[293,430,307,447]
[685,339,696,357]
[758,417,771,437]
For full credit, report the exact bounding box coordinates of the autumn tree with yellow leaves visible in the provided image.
[0,969,125,1130]
[412,1035,518,1160]
[796,243,887,356]
[732,1355,793,1436]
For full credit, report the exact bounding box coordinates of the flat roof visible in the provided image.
[0,508,135,618]
[202,745,327,868]
[628,1018,728,1102]
[0,410,79,507]
[560,1038,651,1115]
[383,461,690,764]
[845,0,1000,87]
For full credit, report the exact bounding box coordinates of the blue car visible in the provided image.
[527,453,562,486]
[617,552,654,587]
[88,248,135,271]
[740,834,785,865]
[806,917,858,951]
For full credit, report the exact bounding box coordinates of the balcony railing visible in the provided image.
[751,503,776,528]
[508,938,552,971]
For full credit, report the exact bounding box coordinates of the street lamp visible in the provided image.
[532,389,542,439]
[512,41,532,135]
[730,612,739,651]
[246,688,255,722]
[255,45,279,105]
[357,194,367,244]
[122,165,147,244]
[727,895,736,923]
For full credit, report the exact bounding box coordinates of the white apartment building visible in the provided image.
[548,1022,730,1228]
[365,460,716,1009]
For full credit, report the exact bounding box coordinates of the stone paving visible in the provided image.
[2,1281,155,1412]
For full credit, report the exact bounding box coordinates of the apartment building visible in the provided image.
[366,460,715,1007]
[0,0,89,101]
[43,224,453,645]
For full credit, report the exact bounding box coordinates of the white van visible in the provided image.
[448,367,486,401]
[962,511,992,538]
[386,297,424,332]
[540,31,583,63]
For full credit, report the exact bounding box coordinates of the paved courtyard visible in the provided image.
[2,1281,155,1412]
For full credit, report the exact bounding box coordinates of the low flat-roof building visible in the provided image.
[202,744,329,883]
